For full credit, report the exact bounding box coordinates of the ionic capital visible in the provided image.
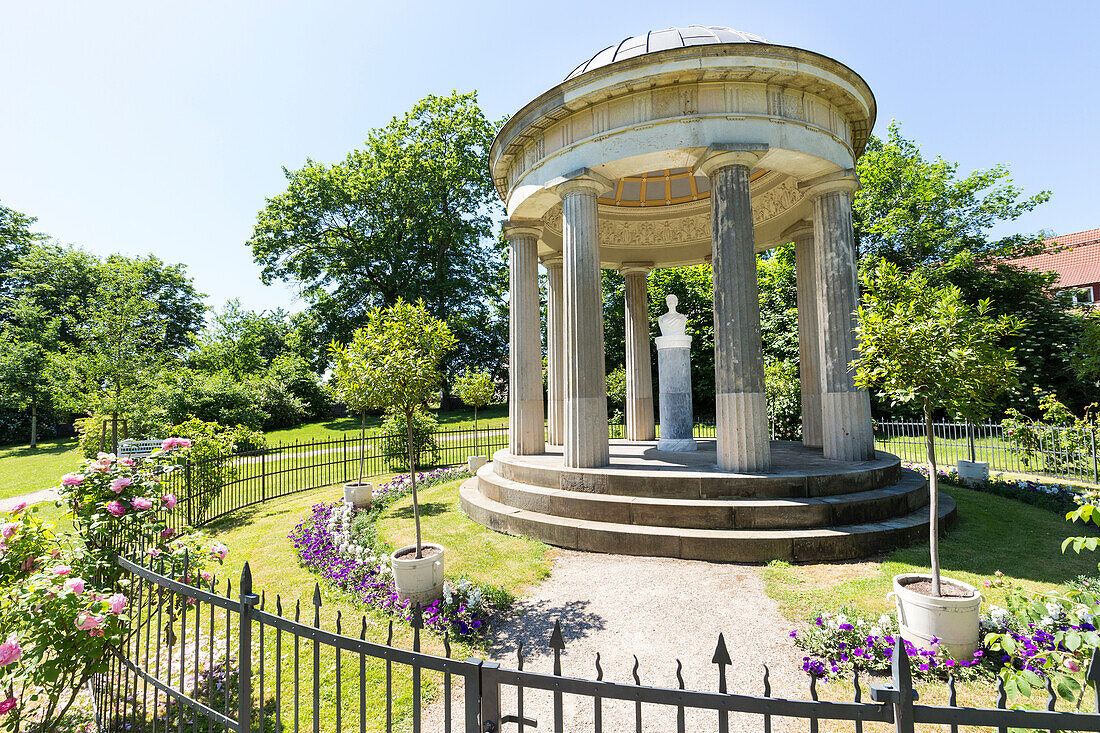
[694,143,769,178]
[547,167,615,197]
[781,219,815,243]
[619,261,654,276]
[502,219,542,240]
[797,170,859,199]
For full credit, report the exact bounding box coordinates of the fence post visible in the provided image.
[261,449,267,502]
[238,563,260,732]
[1092,425,1098,486]
[871,638,916,733]
[478,660,501,733]
[343,433,348,484]
[185,459,194,526]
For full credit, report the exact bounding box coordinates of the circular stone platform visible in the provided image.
[460,440,955,563]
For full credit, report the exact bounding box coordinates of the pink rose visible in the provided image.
[0,696,15,715]
[161,437,192,451]
[60,473,84,486]
[162,494,178,510]
[161,527,177,540]
[1065,658,1081,673]
[51,565,71,576]
[0,523,17,539]
[106,501,126,517]
[132,497,153,511]
[118,457,135,467]
[75,613,104,631]
[0,634,22,667]
[148,548,162,557]
[200,570,212,581]
[90,459,111,473]
[107,593,127,614]
[8,502,26,515]
[109,477,132,494]
[63,577,86,594]
[209,543,228,561]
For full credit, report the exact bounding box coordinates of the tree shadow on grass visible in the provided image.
[487,598,606,660]
[388,501,448,519]
[0,437,78,459]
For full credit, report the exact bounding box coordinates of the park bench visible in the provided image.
[117,439,164,459]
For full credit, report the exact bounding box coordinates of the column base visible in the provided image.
[510,398,547,456]
[821,391,875,462]
[716,391,771,472]
[657,438,698,452]
[564,396,610,468]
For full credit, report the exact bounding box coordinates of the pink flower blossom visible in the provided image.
[63,577,86,594]
[75,613,104,631]
[51,565,71,576]
[60,473,84,486]
[90,459,112,473]
[132,497,153,511]
[96,452,116,460]
[162,494,178,509]
[983,580,993,588]
[209,543,229,561]
[109,477,132,494]
[106,501,126,517]
[0,523,17,539]
[148,548,162,557]
[0,634,22,667]
[8,502,26,515]
[0,696,15,715]
[1065,658,1081,673]
[161,437,192,451]
[161,527,177,540]
[118,457,135,467]
[107,593,127,614]
[200,570,212,581]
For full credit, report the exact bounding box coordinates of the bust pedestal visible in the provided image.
[655,295,697,452]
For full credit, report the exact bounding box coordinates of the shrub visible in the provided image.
[255,377,308,430]
[764,358,801,440]
[380,408,440,471]
[267,353,332,419]
[1002,392,1098,475]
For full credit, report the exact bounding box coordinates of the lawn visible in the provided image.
[762,482,1100,719]
[201,476,551,732]
[263,404,509,445]
[0,437,80,500]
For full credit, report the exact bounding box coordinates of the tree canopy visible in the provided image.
[248,91,506,373]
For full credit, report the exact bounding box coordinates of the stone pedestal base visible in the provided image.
[657,437,698,452]
[656,333,695,452]
[957,460,989,487]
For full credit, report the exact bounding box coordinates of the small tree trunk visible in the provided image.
[925,400,941,597]
[357,411,366,485]
[473,405,479,453]
[30,399,38,448]
[407,408,423,559]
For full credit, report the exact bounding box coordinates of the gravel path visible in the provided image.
[426,550,807,732]
[0,488,57,512]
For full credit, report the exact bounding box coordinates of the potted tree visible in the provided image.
[853,260,1022,658]
[453,366,494,472]
[329,340,374,508]
[342,299,456,604]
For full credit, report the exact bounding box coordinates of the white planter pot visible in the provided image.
[391,543,445,605]
[343,482,373,509]
[956,460,989,487]
[892,573,982,660]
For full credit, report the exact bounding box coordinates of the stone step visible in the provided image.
[459,477,956,563]
[476,465,929,530]
[492,444,902,499]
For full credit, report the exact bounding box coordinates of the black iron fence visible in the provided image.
[875,419,1100,486]
[93,553,1100,733]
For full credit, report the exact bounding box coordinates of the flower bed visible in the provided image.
[903,462,1081,514]
[289,468,503,637]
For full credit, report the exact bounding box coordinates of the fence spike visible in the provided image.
[632,655,641,686]
[336,610,342,635]
[948,674,957,708]
[362,617,369,641]
[595,651,603,681]
[260,589,266,610]
[550,619,565,676]
[276,594,283,616]
[1046,675,1057,711]
[712,633,732,666]
[517,640,525,670]
[810,673,818,701]
[762,664,771,697]
[676,659,684,689]
[852,667,861,703]
[182,550,190,582]
[996,676,1007,709]
[313,582,322,609]
[295,598,301,622]
[386,619,393,645]
[443,631,451,658]
[411,602,424,630]
[240,561,252,596]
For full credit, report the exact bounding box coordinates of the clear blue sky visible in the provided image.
[2,0,1097,314]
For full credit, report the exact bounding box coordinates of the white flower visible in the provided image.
[989,606,1011,627]
[878,614,892,628]
[1045,602,1065,619]
[443,583,453,604]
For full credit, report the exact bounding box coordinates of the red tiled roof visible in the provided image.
[1008,229,1100,289]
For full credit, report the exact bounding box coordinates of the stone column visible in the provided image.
[791,223,823,448]
[699,145,771,472]
[543,256,565,446]
[557,176,610,468]
[801,172,876,462]
[505,221,545,456]
[621,263,655,441]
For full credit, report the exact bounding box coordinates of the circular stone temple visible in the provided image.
[460,25,954,562]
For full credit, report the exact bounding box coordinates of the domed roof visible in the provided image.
[566,26,768,80]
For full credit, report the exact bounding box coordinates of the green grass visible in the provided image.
[199,476,550,732]
[0,437,80,500]
[761,482,1100,717]
[263,405,509,445]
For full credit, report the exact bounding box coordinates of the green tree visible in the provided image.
[1071,307,1100,390]
[248,91,503,369]
[0,202,45,298]
[853,260,1023,596]
[0,297,61,446]
[853,121,1051,268]
[332,300,455,558]
[452,367,495,450]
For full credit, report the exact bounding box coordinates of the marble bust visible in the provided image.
[658,294,688,337]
